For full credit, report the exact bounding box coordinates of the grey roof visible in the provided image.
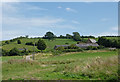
[89,39,97,43]
[76,43,99,48]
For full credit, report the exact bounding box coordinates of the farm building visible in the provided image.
[54,38,99,49]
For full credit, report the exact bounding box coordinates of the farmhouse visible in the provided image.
[54,38,99,49]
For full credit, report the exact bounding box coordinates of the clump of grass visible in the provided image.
[53,55,118,80]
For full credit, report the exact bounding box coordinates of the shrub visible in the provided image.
[68,44,79,49]
[86,46,93,50]
[63,49,83,52]
[86,46,98,50]
[52,50,62,56]
[97,45,104,49]
[2,49,9,56]
[92,47,98,50]
[65,42,69,44]
[9,48,20,56]
[25,42,34,46]
[56,46,65,51]
[17,40,21,44]
[5,41,9,44]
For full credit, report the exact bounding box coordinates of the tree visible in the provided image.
[44,31,55,40]
[9,48,20,56]
[37,39,47,52]
[17,40,21,44]
[73,32,81,41]
[66,34,73,39]
[5,41,9,44]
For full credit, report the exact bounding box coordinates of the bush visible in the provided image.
[17,40,21,44]
[56,46,65,51]
[86,46,98,50]
[5,41,9,44]
[68,44,79,49]
[63,49,83,52]
[25,42,34,46]
[2,49,9,56]
[9,48,21,56]
[52,50,62,56]
[65,42,69,44]
[97,45,104,49]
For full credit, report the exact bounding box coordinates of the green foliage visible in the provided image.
[52,50,62,56]
[66,34,73,39]
[2,49,9,56]
[56,46,65,51]
[5,41,9,44]
[68,44,79,49]
[73,32,81,41]
[86,46,98,50]
[37,39,47,51]
[17,40,21,44]
[98,36,119,48]
[9,48,20,56]
[25,42,34,46]
[44,31,55,40]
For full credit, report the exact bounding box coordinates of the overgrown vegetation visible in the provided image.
[2,51,118,80]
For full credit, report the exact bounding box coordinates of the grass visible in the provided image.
[2,56,23,62]
[2,38,77,51]
[2,50,119,80]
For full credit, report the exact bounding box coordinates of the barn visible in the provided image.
[54,38,99,49]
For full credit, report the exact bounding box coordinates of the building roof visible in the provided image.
[88,39,97,43]
[75,43,99,48]
[54,45,69,49]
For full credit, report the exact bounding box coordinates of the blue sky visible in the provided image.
[2,2,118,40]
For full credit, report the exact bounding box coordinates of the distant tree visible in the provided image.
[66,34,73,39]
[25,42,34,46]
[5,41,9,44]
[59,35,66,38]
[25,35,29,38]
[2,49,9,56]
[17,40,21,44]
[73,32,81,41]
[44,31,55,40]
[9,48,20,56]
[37,39,47,52]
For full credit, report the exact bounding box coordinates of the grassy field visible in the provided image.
[2,50,118,80]
[2,38,77,51]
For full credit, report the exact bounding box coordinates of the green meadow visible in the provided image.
[2,50,118,80]
[2,38,77,51]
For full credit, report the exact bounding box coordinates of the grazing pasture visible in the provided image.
[2,50,118,80]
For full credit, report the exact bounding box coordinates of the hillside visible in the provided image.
[2,38,77,51]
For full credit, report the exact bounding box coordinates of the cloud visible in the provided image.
[101,18,109,22]
[71,20,80,24]
[65,8,77,13]
[98,32,118,36]
[58,6,62,9]
[1,0,20,2]
[111,27,118,31]
[3,16,65,28]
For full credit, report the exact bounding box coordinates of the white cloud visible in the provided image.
[58,6,62,9]
[3,16,65,28]
[101,18,109,22]
[111,27,118,31]
[98,32,118,36]
[65,8,77,13]
[71,20,80,24]
[1,0,20,2]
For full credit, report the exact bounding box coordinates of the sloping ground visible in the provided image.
[2,38,77,51]
[2,50,118,80]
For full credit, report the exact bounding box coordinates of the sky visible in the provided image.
[1,2,118,40]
